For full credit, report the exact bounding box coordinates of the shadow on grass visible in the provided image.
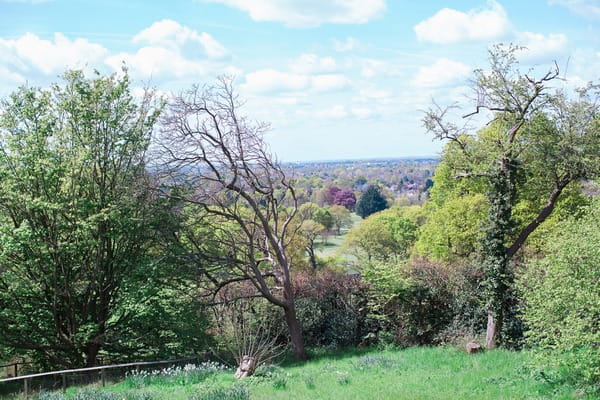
[278,346,379,368]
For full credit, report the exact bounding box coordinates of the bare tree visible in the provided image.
[157,77,307,360]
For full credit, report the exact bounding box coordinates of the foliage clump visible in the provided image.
[519,200,600,388]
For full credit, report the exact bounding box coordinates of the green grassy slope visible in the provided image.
[28,347,592,400]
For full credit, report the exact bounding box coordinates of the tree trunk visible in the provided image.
[307,245,318,269]
[486,311,498,349]
[85,344,100,367]
[283,304,307,360]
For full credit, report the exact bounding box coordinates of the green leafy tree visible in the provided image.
[313,208,333,231]
[342,209,417,263]
[423,44,600,348]
[0,70,177,368]
[355,185,388,218]
[415,194,488,262]
[300,219,326,269]
[519,200,600,387]
[329,205,352,235]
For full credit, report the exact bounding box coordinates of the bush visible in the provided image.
[519,201,600,388]
[293,269,367,347]
[361,258,488,347]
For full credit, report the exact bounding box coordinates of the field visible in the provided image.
[27,347,592,400]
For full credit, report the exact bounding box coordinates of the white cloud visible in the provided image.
[413,58,471,88]
[317,104,348,119]
[242,68,347,94]
[333,37,360,52]
[289,53,337,74]
[105,20,234,80]
[310,74,348,92]
[133,19,228,60]
[0,32,108,76]
[517,32,569,62]
[106,47,209,79]
[0,65,26,93]
[414,0,511,44]
[204,0,386,27]
[359,58,402,78]
[359,88,392,100]
[242,69,309,93]
[548,0,600,19]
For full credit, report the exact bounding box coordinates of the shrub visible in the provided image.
[519,200,600,388]
[361,259,457,346]
[293,269,367,347]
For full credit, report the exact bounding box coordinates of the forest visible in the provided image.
[0,45,598,399]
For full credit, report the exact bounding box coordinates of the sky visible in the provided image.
[0,0,598,161]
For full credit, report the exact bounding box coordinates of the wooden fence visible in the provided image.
[0,356,204,398]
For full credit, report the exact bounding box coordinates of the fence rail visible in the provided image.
[0,356,204,398]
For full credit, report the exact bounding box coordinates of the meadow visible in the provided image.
[31,347,592,400]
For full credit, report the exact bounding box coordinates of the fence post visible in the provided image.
[62,373,67,390]
[101,368,106,387]
[24,378,29,398]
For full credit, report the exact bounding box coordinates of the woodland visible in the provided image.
[0,45,598,398]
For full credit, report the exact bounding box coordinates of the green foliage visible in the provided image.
[423,45,600,348]
[0,70,206,368]
[328,205,352,234]
[415,194,488,261]
[293,270,365,347]
[355,185,388,218]
[342,208,417,263]
[361,260,455,346]
[519,200,600,387]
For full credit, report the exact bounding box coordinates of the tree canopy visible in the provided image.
[0,70,185,368]
[423,44,600,348]
[355,185,388,218]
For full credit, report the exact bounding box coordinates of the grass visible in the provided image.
[315,212,362,260]
[26,347,595,400]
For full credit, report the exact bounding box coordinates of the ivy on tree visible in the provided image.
[423,44,600,349]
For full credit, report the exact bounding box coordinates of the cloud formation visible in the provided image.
[516,32,568,62]
[242,68,348,94]
[0,32,108,76]
[413,58,471,88]
[106,20,233,80]
[414,1,511,44]
[204,0,386,27]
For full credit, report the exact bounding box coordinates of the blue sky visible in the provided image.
[0,0,598,161]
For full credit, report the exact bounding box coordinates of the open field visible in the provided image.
[19,347,593,400]
[315,212,362,259]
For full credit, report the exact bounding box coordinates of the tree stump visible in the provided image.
[466,342,482,354]
[235,356,257,379]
